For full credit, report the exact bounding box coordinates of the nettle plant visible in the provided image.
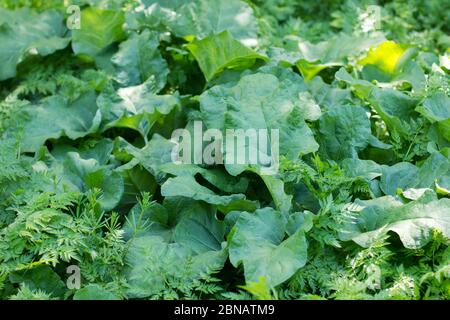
[0,0,449,300]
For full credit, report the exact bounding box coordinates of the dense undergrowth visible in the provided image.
[0,0,449,300]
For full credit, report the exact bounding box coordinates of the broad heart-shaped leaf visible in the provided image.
[0,8,70,80]
[187,31,268,81]
[307,75,353,109]
[111,30,169,89]
[53,139,146,211]
[335,68,375,100]
[115,134,175,180]
[199,71,317,212]
[159,163,249,194]
[124,197,227,298]
[9,266,66,298]
[116,133,249,187]
[72,7,125,59]
[161,176,257,213]
[367,87,419,136]
[129,0,258,45]
[168,0,258,45]
[417,92,450,141]
[437,176,450,195]
[380,162,419,195]
[339,192,450,249]
[228,207,308,287]
[119,166,157,210]
[51,138,114,165]
[319,104,390,160]
[123,200,170,241]
[335,68,421,136]
[51,151,124,211]
[257,174,292,214]
[336,66,425,100]
[418,92,450,122]
[97,80,180,137]
[380,152,450,195]
[124,197,226,253]
[341,158,383,181]
[170,198,225,253]
[295,33,384,80]
[19,91,101,152]
[361,60,426,92]
[199,72,319,164]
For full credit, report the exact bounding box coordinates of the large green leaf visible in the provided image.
[418,92,450,122]
[50,150,124,211]
[124,197,225,251]
[72,7,125,59]
[367,88,419,136]
[228,207,308,287]
[0,8,70,80]
[115,134,175,180]
[168,0,258,44]
[295,33,384,80]
[119,129,250,190]
[19,91,101,152]
[159,163,249,194]
[187,31,267,81]
[9,266,66,298]
[417,92,450,141]
[111,30,169,89]
[161,176,257,213]
[335,68,375,100]
[439,120,450,142]
[124,198,227,298]
[362,61,426,92]
[341,158,383,181]
[199,72,319,169]
[257,174,293,214]
[340,192,450,249]
[380,162,419,195]
[198,71,318,212]
[120,166,157,209]
[97,80,180,137]
[319,104,390,160]
[380,152,450,195]
[171,201,226,253]
[130,0,258,44]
